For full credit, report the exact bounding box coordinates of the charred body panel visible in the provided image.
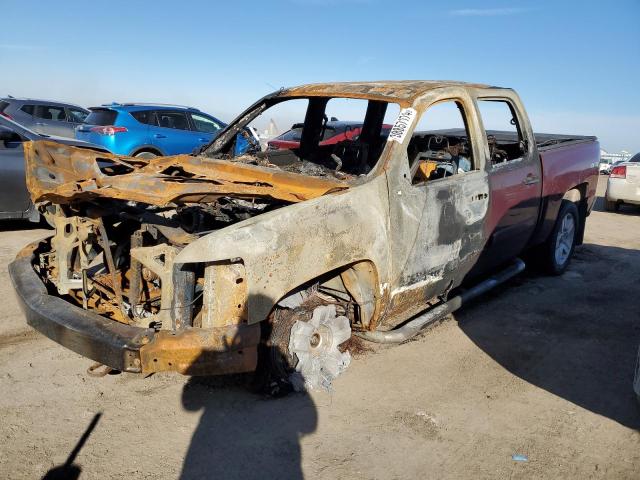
[11,81,599,379]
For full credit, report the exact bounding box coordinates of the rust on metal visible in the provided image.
[139,324,260,375]
[24,141,349,206]
[282,80,493,106]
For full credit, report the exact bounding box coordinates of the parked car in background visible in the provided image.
[0,116,107,223]
[75,103,244,158]
[267,120,392,150]
[0,96,89,138]
[605,152,640,211]
[599,159,613,174]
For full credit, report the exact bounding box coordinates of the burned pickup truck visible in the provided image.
[10,81,599,390]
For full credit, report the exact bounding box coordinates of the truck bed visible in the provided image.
[424,128,596,151]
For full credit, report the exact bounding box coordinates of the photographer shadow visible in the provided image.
[179,293,317,480]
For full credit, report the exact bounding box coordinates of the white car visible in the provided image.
[605,153,640,211]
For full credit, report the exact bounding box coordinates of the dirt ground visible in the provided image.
[1,176,639,479]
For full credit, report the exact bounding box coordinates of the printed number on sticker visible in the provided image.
[388,108,416,143]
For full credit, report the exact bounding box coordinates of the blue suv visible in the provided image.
[76,103,229,158]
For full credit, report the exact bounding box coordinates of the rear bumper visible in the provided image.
[9,241,260,375]
[606,179,640,204]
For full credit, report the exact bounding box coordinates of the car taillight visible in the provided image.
[611,166,627,179]
[90,126,127,136]
[0,111,13,120]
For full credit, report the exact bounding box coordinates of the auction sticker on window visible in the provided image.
[387,108,417,143]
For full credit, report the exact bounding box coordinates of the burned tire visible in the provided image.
[542,200,579,275]
[256,304,352,395]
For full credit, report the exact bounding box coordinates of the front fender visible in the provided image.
[175,174,391,323]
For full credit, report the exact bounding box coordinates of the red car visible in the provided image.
[267,120,391,150]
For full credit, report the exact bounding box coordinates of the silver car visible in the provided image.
[0,96,89,138]
[0,115,107,223]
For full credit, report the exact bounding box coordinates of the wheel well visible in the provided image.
[562,183,588,245]
[132,147,162,157]
[274,260,381,330]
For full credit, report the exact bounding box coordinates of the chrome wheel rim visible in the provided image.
[288,305,351,392]
[554,212,575,266]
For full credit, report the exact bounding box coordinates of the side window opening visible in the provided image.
[477,99,526,165]
[19,104,34,116]
[131,110,157,126]
[407,100,475,185]
[190,113,223,134]
[67,108,88,123]
[34,105,67,121]
[156,111,190,131]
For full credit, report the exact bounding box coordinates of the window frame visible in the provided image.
[406,97,479,186]
[475,95,533,169]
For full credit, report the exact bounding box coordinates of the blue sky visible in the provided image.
[1,0,638,152]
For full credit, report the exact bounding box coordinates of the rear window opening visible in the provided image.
[85,109,118,126]
[206,97,399,180]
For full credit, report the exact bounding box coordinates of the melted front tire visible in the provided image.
[255,303,352,395]
[254,309,298,396]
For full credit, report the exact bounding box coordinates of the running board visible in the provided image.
[355,258,526,344]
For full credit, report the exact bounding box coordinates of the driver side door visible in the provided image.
[384,94,490,323]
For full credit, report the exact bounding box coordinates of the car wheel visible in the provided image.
[542,200,579,275]
[134,151,158,159]
[256,303,351,395]
[604,198,619,212]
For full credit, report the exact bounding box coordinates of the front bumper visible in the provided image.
[9,241,260,375]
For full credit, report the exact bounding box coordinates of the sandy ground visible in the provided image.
[0,176,639,479]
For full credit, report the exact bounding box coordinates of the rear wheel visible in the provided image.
[604,198,619,212]
[542,200,579,275]
[134,150,159,159]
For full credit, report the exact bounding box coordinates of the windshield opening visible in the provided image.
[204,96,399,181]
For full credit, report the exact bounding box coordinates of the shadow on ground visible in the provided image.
[179,374,316,480]
[0,218,50,232]
[41,413,102,480]
[457,243,640,429]
[179,293,317,479]
[593,193,640,215]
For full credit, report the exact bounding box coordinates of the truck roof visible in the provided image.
[282,80,500,105]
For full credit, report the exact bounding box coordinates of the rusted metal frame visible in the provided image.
[128,229,143,319]
[24,141,349,207]
[200,262,247,328]
[95,218,129,322]
[129,244,195,331]
[139,323,261,375]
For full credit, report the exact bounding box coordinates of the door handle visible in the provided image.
[198,138,208,142]
[522,173,540,185]
[154,133,167,139]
